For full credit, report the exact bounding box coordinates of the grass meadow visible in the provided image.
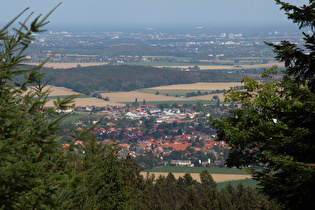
[60,111,100,123]
[124,100,216,106]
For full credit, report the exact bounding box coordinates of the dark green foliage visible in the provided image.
[134,152,160,170]
[140,171,277,210]
[273,0,315,91]
[200,170,217,189]
[0,4,78,209]
[40,65,243,93]
[211,1,315,209]
[0,7,142,209]
[60,139,143,209]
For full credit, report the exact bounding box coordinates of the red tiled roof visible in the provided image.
[172,144,188,151]
[162,143,170,148]
[75,141,84,146]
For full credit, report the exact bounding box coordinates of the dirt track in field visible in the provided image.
[140,172,251,183]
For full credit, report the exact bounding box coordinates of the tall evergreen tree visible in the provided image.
[61,138,143,209]
[0,5,144,209]
[211,1,315,209]
[0,4,81,209]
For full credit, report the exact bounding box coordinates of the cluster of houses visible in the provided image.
[60,104,230,167]
[56,104,208,123]
[124,105,203,122]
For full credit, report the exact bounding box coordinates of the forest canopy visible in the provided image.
[39,64,244,93]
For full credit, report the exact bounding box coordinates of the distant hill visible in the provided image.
[42,65,243,94]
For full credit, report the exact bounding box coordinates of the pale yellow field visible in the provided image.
[39,86,79,96]
[38,86,123,107]
[140,172,251,183]
[41,85,221,107]
[39,82,244,107]
[147,82,243,91]
[42,62,108,69]
[44,97,123,107]
[43,84,235,107]
[189,93,226,101]
[37,82,244,107]
[27,61,283,70]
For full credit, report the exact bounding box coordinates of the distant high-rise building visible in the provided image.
[228,33,234,39]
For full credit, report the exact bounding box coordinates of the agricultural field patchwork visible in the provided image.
[43,86,122,107]
[137,82,241,100]
[43,82,241,107]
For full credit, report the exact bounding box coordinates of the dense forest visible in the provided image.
[139,171,280,210]
[41,65,243,94]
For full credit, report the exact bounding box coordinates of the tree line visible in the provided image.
[40,65,243,94]
[139,170,280,210]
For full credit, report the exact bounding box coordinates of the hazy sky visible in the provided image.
[0,0,308,25]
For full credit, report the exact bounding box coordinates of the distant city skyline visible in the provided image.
[0,0,308,26]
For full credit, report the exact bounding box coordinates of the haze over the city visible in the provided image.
[0,0,308,26]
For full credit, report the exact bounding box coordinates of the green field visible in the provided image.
[118,61,196,67]
[124,100,216,106]
[137,89,216,97]
[145,166,249,175]
[61,111,100,123]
